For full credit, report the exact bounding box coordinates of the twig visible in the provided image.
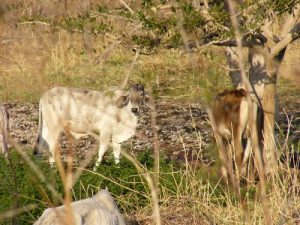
[176,7,194,53]
[64,126,75,225]
[121,48,141,90]
[5,145,20,225]
[9,138,62,202]
[119,0,134,15]
[17,21,51,26]
[150,106,160,192]
[226,1,271,224]
[90,11,139,22]
[94,23,142,64]
[71,144,98,187]
[120,150,161,225]
[0,204,36,221]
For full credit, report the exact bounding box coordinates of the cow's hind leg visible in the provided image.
[241,138,252,177]
[233,129,244,178]
[216,135,233,185]
[42,125,60,167]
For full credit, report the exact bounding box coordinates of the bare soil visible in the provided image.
[4,98,300,165]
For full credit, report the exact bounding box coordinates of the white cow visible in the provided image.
[34,189,126,225]
[0,103,9,156]
[33,84,154,167]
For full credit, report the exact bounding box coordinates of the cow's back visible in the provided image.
[40,86,119,134]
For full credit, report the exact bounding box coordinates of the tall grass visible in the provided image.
[0,1,299,225]
[1,134,299,224]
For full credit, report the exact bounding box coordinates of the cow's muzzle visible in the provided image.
[131,108,138,114]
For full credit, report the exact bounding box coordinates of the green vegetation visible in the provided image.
[0,150,228,225]
[0,150,151,224]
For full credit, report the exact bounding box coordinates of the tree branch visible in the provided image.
[280,3,300,37]
[212,33,267,47]
[271,23,300,58]
[269,3,300,57]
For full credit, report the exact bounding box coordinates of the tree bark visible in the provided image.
[247,46,271,171]
[262,45,287,173]
[225,47,244,88]
[261,78,277,174]
[247,42,288,175]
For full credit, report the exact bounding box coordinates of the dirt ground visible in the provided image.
[4,96,300,165]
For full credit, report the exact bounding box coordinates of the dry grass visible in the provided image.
[0,1,300,225]
[0,0,229,102]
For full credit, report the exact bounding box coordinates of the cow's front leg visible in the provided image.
[94,132,111,169]
[95,143,108,168]
[112,141,121,164]
[0,133,7,155]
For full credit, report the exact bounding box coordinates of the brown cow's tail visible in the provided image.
[33,100,43,155]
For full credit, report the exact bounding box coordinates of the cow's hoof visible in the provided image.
[50,162,57,168]
[93,162,101,171]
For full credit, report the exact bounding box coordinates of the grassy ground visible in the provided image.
[0,36,230,103]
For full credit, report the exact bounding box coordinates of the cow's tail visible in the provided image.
[33,100,43,155]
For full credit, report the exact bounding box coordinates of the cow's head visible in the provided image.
[116,83,155,114]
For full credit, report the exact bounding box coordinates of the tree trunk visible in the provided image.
[225,46,270,171]
[226,45,279,174]
[225,47,244,88]
[248,44,287,174]
[247,46,271,172]
[262,80,277,174]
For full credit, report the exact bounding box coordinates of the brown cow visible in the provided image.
[211,89,252,179]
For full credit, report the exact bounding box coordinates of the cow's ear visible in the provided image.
[144,94,155,110]
[116,94,129,108]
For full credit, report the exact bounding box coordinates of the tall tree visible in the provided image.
[132,0,300,174]
[208,1,300,174]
